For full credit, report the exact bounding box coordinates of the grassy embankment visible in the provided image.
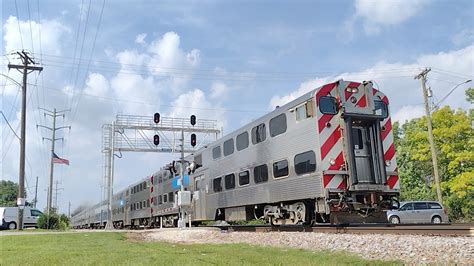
[1,232,399,265]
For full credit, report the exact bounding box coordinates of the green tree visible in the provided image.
[0,180,26,206]
[395,107,473,221]
[466,87,474,103]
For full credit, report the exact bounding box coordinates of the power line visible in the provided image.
[1,111,20,140]
[26,0,35,54]
[14,0,24,50]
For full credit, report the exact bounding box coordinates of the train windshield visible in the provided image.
[374,100,388,118]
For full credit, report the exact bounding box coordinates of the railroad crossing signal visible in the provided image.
[154,113,160,124]
[153,134,159,145]
[190,115,196,126]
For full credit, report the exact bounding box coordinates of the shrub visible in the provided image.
[37,212,70,230]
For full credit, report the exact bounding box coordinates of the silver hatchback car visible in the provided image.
[387,201,449,224]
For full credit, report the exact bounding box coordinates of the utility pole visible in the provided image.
[415,68,443,203]
[8,51,43,230]
[105,122,116,230]
[53,180,64,210]
[179,129,186,229]
[38,108,70,215]
[68,201,71,218]
[33,176,38,208]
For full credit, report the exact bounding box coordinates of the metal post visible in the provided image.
[415,68,443,203]
[179,129,186,229]
[48,108,57,214]
[33,176,38,208]
[105,122,116,229]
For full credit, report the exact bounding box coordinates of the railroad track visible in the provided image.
[213,223,473,237]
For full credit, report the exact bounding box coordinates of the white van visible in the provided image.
[0,207,43,229]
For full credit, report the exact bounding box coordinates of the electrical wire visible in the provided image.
[1,111,20,140]
[14,0,24,50]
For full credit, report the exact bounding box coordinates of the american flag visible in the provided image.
[52,152,69,165]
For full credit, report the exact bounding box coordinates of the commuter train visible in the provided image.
[71,80,400,228]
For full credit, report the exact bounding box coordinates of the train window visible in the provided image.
[251,123,266,144]
[319,96,338,115]
[352,129,363,149]
[212,146,221,159]
[224,173,236,190]
[168,192,174,202]
[269,113,287,137]
[295,101,314,121]
[143,200,147,208]
[273,159,289,178]
[254,164,269,183]
[139,183,143,191]
[131,204,134,211]
[236,131,249,151]
[158,175,162,183]
[294,151,316,175]
[213,177,223,192]
[374,100,388,118]
[223,138,234,156]
[163,194,168,203]
[139,202,142,209]
[158,195,162,205]
[239,171,250,186]
[143,181,147,189]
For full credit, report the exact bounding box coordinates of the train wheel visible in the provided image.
[294,202,306,224]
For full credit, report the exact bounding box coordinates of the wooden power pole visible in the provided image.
[8,51,43,230]
[415,68,443,203]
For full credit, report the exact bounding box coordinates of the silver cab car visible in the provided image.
[387,201,449,224]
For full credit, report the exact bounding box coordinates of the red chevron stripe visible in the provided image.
[373,88,379,95]
[356,95,367,107]
[381,95,389,104]
[337,180,346,189]
[320,125,341,160]
[318,114,333,133]
[381,118,392,141]
[323,152,344,187]
[316,82,337,101]
[384,143,395,161]
[345,90,353,101]
[387,175,398,189]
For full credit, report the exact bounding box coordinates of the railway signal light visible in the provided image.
[154,113,160,124]
[191,133,196,147]
[190,115,196,126]
[153,134,159,146]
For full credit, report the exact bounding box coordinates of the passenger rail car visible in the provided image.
[72,80,399,227]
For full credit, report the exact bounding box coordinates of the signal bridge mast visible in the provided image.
[102,113,221,229]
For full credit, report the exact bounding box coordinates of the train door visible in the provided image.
[193,175,207,220]
[352,127,374,183]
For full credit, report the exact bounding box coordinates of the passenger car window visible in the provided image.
[295,101,314,121]
[158,195,162,205]
[251,123,266,144]
[428,202,442,209]
[239,171,250,186]
[163,194,168,203]
[414,202,428,210]
[168,192,174,202]
[236,132,249,151]
[31,209,42,216]
[224,174,236,190]
[400,203,413,211]
[269,113,287,137]
[254,164,269,183]
[273,159,289,178]
[294,151,316,175]
[223,138,234,156]
[213,177,222,192]
[212,146,221,159]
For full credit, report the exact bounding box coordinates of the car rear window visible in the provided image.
[428,202,442,209]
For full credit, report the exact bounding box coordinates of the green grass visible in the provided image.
[1,232,400,265]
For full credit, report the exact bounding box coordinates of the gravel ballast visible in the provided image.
[136,228,473,264]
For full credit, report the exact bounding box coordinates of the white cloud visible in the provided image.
[3,16,70,56]
[84,73,109,97]
[270,44,474,123]
[452,29,474,47]
[135,33,147,45]
[167,89,227,130]
[210,81,230,100]
[147,32,201,93]
[354,0,428,34]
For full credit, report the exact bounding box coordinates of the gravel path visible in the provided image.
[137,228,473,264]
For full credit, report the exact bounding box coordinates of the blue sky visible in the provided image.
[1,0,473,213]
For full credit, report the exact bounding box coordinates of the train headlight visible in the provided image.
[351,87,359,93]
[385,160,391,167]
[330,158,336,165]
